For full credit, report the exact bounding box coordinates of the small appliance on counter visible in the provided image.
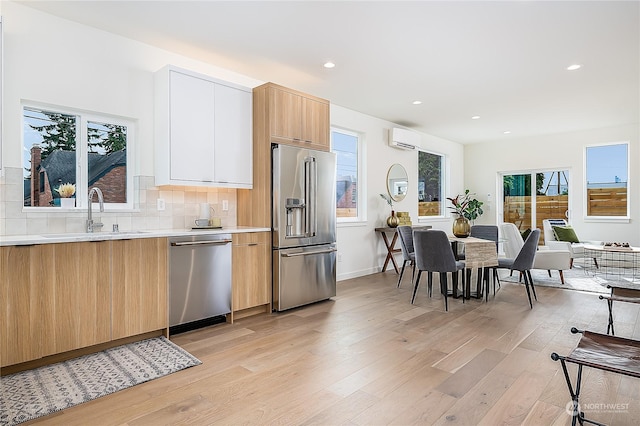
[192,202,222,229]
[272,144,337,311]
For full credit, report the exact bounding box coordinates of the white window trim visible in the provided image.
[332,126,367,225]
[22,102,135,211]
[583,141,630,221]
[417,148,447,220]
[497,167,573,227]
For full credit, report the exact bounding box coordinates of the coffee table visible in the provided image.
[583,244,640,282]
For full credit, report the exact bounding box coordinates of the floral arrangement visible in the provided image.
[447,189,483,221]
[379,193,394,209]
[54,182,76,198]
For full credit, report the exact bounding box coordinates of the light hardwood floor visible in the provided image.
[28,272,640,425]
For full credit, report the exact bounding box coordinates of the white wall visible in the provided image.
[464,124,639,244]
[1,1,261,172]
[0,2,467,280]
[332,105,465,280]
[0,2,261,235]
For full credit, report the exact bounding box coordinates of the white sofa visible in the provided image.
[501,222,572,284]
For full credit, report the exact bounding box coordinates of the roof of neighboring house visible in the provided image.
[336,175,355,202]
[39,149,126,196]
[87,150,126,186]
[40,150,76,195]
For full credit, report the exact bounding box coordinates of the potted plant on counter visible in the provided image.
[447,189,483,237]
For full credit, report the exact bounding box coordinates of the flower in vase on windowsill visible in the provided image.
[55,183,76,208]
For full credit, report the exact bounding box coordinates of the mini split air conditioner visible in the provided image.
[388,128,419,150]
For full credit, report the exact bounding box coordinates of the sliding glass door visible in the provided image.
[503,174,532,231]
[501,170,569,242]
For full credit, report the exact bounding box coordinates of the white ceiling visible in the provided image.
[18,0,640,144]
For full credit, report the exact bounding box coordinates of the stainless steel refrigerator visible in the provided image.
[272,144,337,311]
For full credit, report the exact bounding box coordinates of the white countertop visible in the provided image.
[0,226,271,246]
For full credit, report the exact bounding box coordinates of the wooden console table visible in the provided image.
[375,226,431,274]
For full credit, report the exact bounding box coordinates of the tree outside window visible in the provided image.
[418,151,444,217]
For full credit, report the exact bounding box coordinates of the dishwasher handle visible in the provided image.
[281,247,337,258]
[171,239,232,247]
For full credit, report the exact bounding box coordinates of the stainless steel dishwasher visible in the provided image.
[169,233,232,334]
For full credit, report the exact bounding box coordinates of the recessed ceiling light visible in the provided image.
[471,115,480,120]
[567,64,582,71]
[412,100,422,105]
[323,62,335,69]
[503,131,511,135]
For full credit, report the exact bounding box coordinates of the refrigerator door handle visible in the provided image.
[281,247,337,257]
[305,156,317,237]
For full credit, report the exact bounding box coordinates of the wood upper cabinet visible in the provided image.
[1,242,111,367]
[155,65,253,188]
[302,97,330,148]
[238,82,331,229]
[111,238,168,340]
[267,84,330,150]
[232,232,271,312]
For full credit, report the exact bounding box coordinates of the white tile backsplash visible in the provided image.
[0,168,238,236]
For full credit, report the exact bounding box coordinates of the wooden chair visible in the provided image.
[551,327,640,426]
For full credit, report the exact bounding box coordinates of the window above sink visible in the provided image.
[22,104,135,211]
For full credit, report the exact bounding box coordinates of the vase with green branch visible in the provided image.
[380,193,399,228]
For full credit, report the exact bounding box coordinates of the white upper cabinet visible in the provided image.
[155,66,252,188]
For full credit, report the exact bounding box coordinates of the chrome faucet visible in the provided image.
[86,187,105,233]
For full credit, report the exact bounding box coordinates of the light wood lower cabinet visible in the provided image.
[53,242,112,354]
[1,238,168,368]
[1,245,56,366]
[112,238,168,340]
[1,242,111,367]
[232,232,271,315]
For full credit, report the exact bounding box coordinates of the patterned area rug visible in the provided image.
[0,336,201,426]
[498,266,620,294]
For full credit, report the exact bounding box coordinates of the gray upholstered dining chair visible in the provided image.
[497,228,541,308]
[396,225,415,288]
[411,229,465,311]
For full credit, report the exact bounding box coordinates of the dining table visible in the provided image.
[449,235,499,300]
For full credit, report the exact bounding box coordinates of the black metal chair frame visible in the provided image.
[551,327,640,426]
[598,284,640,335]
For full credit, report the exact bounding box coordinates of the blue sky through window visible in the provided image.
[586,143,628,185]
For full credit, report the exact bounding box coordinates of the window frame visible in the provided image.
[417,148,446,220]
[583,141,630,221]
[22,103,135,211]
[331,126,366,225]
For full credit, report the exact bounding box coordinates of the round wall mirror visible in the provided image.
[386,163,408,202]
